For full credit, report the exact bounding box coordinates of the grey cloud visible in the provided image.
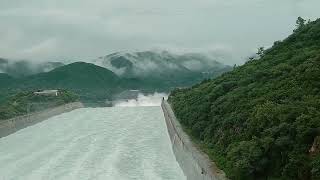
[0,0,319,65]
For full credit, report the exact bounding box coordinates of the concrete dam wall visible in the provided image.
[0,102,84,138]
[161,100,227,180]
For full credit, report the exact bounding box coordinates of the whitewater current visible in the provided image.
[0,107,186,180]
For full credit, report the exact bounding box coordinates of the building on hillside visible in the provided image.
[34,90,59,96]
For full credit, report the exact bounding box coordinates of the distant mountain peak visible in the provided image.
[94,50,230,78]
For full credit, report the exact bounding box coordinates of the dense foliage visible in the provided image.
[169,18,320,179]
[0,90,78,120]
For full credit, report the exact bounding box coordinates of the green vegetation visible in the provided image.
[168,18,320,179]
[0,62,122,102]
[0,61,231,102]
[0,90,78,120]
[20,62,120,89]
[0,73,13,85]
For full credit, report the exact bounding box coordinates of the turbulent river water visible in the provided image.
[0,107,186,180]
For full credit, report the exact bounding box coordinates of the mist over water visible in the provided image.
[114,92,168,107]
[0,107,185,180]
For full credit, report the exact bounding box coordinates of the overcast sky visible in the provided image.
[1,0,320,65]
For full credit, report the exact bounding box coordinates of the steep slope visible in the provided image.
[168,19,320,179]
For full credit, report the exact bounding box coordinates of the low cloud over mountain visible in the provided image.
[94,50,230,79]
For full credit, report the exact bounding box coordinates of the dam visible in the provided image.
[0,107,186,180]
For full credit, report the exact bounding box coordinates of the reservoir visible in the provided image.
[0,107,186,180]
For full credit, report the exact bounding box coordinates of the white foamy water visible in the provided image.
[114,93,168,107]
[0,107,186,180]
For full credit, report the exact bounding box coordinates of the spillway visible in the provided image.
[0,107,186,180]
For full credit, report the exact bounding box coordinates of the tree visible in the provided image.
[247,56,255,62]
[296,17,306,30]
[233,64,237,69]
[257,47,265,57]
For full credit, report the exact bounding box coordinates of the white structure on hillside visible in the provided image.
[34,90,59,96]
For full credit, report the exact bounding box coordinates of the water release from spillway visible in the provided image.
[0,107,186,180]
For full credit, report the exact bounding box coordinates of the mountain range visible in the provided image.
[94,51,231,90]
[0,51,231,101]
[94,51,227,78]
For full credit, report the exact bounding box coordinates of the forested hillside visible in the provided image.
[168,18,320,179]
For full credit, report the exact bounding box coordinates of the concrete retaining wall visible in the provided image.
[0,102,84,138]
[161,100,227,180]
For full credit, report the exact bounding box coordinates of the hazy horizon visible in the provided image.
[1,0,320,65]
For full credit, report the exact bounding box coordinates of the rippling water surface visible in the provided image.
[0,107,186,180]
